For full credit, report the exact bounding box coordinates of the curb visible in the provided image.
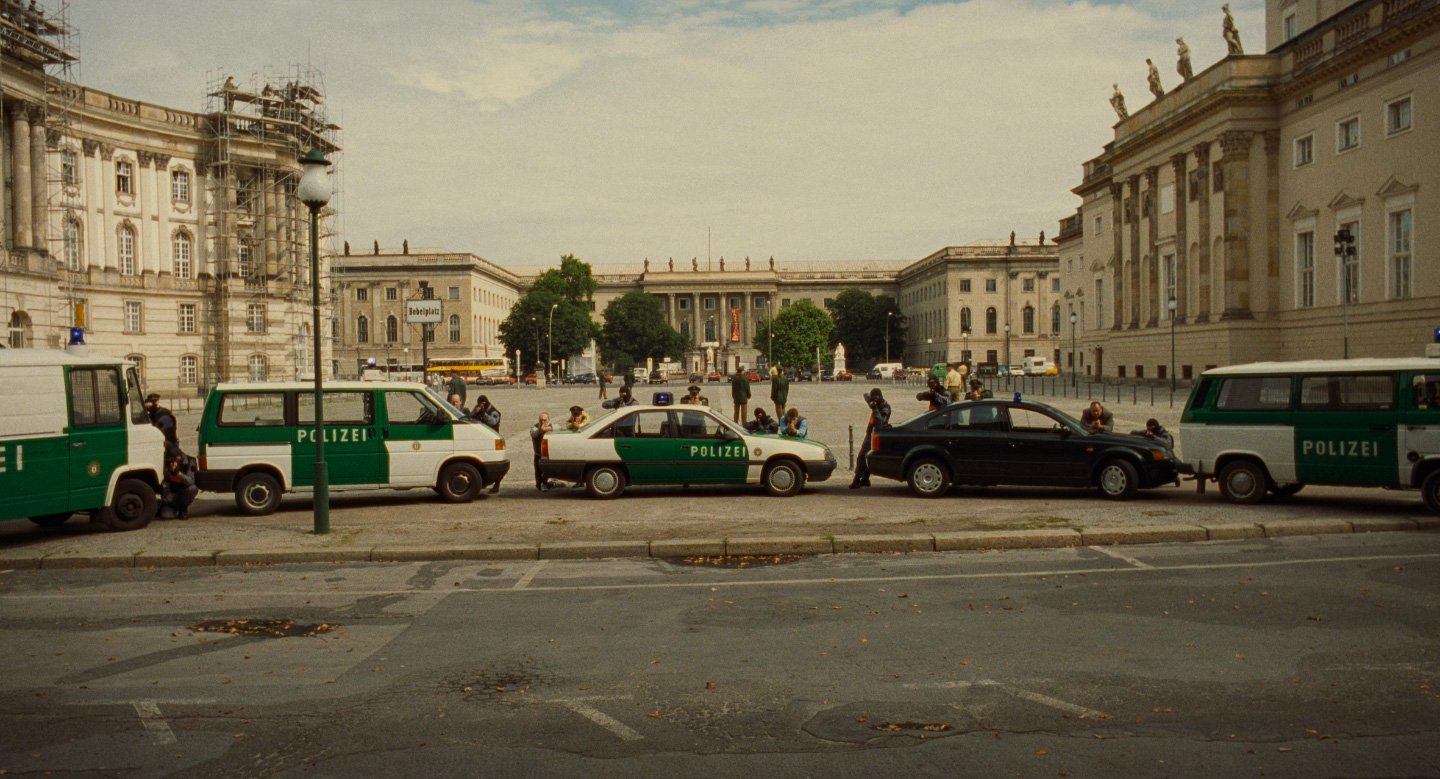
[3,517,1435,571]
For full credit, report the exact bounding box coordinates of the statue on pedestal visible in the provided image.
[692,257,698,271]
[1177,37,1193,81]
[1223,4,1243,55]
[1110,83,1129,121]
[719,256,725,271]
[769,256,775,271]
[833,343,847,375]
[644,258,650,273]
[1147,59,1165,99]
[668,258,674,272]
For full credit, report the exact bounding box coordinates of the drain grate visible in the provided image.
[189,618,339,638]
[870,721,953,733]
[674,554,807,569]
[446,664,555,700]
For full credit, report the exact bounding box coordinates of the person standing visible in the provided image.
[850,389,891,488]
[770,367,789,420]
[530,412,554,491]
[446,372,467,407]
[598,370,609,400]
[731,366,751,424]
[944,363,964,400]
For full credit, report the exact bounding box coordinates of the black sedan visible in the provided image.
[866,399,1178,500]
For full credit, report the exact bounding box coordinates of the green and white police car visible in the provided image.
[0,347,164,531]
[537,402,836,498]
[196,381,509,514]
[1180,357,1440,511]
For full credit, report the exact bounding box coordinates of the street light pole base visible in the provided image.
[313,461,330,535]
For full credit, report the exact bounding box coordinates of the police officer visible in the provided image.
[770,366,789,419]
[144,393,181,457]
[730,367,751,424]
[565,405,591,431]
[601,385,640,409]
[681,385,709,406]
[446,372,468,406]
[850,389,891,489]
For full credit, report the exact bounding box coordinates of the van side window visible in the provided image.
[1413,375,1440,410]
[1188,379,1214,411]
[218,393,287,427]
[1299,375,1394,411]
[1215,377,1291,411]
[68,368,124,428]
[298,392,375,426]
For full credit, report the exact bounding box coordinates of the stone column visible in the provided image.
[1171,152,1189,323]
[1264,130,1281,314]
[137,151,157,274]
[100,144,116,270]
[82,141,99,270]
[154,155,172,274]
[1193,142,1211,322]
[29,105,48,253]
[11,104,33,249]
[1144,166,1160,327]
[263,170,278,279]
[1127,174,1141,328]
[0,101,6,247]
[1219,130,1254,320]
[692,292,701,345]
[1110,182,1124,330]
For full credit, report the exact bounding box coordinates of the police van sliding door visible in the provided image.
[294,391,383,487]
[1293,374,1398,487]
[1404,373,1440,486]
[65,367,129,511]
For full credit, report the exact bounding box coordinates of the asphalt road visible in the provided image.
[2,532,1438,777]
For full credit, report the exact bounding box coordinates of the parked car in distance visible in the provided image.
[746,370,763,383]
[975,363,1000,377]
[893,368,911,380]
[866,399,1178,500]
[523,373,538,385]
[707,371,723,383]
[820,369,834,381]
[689,372,704,384]
[567,372,597,384]
[1007,365,1025,377]
[647,370,667,384]
[866,369,883,380]
[797,370,813,382]
[836,370,853,381]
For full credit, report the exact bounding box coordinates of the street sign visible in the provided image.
[405,299,442,324]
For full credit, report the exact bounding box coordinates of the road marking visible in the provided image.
[558,700,644,742]
[513,560,547,590]
[1090,546,1152,568]
[132,700,177,744]
[904,679,1105,718]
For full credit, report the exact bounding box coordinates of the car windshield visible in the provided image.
[424,387,467,420]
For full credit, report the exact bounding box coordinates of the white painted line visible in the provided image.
[0,569,13,575]
[1001,685,1105,718]
[1091,546,1152,568]
[560,700,645,742]
[132,700,177,745]
[512,560,547,590]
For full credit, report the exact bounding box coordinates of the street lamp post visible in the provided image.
[1335,229,1356,359]
[531,316,538,381]
[760,299,772,370]
[1003,323,1011,370]
[1167,297,1178,392]
[1069,312,1078,388]
[547,302,558,384]
[297,147,331,535]
[961,330,969,368]
[885,311,894,364]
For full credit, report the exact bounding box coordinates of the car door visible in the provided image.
[1403,372,1440,486]
[379,390,453,487]
[1000,406,1091,486]
[673,408,747,484]
[293,390,384,487]
[938,404,1010,484]
[1293,374,1398,487]
[65,366,129,512]
[613,410,676,484]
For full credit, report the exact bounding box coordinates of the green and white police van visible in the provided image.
[0,347,164,531]
[1180,357,1440,511]
[537,402,836,498]
[196,381,510,514]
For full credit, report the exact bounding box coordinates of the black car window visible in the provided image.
[925,411,954,431]
[955,405,1005,431]
[1007,407,1066,433]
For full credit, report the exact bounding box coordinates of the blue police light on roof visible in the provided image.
[1434,327,1440,344]
[652,392,673,406]
[68,327,85,346]
[1014,391,1022,402]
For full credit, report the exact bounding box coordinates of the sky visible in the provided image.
[65,0,1265,269]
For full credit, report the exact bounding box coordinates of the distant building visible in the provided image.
[1057,0,1437,382]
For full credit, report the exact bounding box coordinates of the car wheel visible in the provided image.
[99,478,158,531]
[1422,470,1440,515]
[585,466,626,500]
[763,460,804,497]
[29,512,74,529]
[1096,459,1139,500]
[906,458,951,499]
[1218,460,1267,505]
[234,472,283,516]
[437,462,482,503]
[1269,483,1304,501]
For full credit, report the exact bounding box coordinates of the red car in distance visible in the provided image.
[707,371,723,383]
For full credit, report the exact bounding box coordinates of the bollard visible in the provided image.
[848,425,855,470]
[1133,384,1138,404]
[1150,385,1154,406]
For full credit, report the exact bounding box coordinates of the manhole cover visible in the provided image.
[446,663,555,700]
[190,618,339,638]
[674,555,807,569]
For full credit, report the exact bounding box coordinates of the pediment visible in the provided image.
[1376,176,1418,199]
[1286,201,1318,220]
[1327,190,1364,210]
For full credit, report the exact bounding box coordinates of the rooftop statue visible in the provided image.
[1147,59,1165,99]
[745,256,751,271]
[1110,83,1129,120]
[1223,4,1243,55]
[669,258,674,272]
[1177,37,1193,81]
[769,256,775,271]
[692,257,698,271]
[644,258,650,273]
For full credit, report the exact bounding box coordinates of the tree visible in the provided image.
[827,288,906,365]
[754,300,833,371]
[530,254,597,305]
[598,292,688,371]
[499,255,601,376]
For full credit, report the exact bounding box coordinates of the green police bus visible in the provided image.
[0,348,165,531]
[1179,357,1440,511]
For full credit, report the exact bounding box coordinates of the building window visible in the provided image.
[179,355,198,386]
[1390,209,1413,299]
[124,301,142,333]
[960,307,972,333]
[754,298,767,309]
[1022,305,1035,334]
[448,286,460,300]
[1022,278,1035,292]
[823,298,834,308]
[1387,97,1412,135]
[1095,280,1105,329]
[115,159,133,195]
[386,315,399,342]
[1339,72,1359,89]
[117,225,136,276]
[237,176,254,212]
[237,240,253,277]
[704,298,716,310]
[386,287,398,301]
[1188,170,1201,199]
[1339,221,1360,305]
[357,315,369,343]
[171,170,190,203]
[178,303,196,334]
[678,298,690,310]
[985,307,997,334]
[1284,13,1296,41]
[1051,278,1060,292]
[420,285,435,300]
[449,314,461,342]
[172,232,193,279]
[1212,161,1224,192]
[63,217,82,271]
[1160,183,1175,215]
[1051,304,1061,334]
[248,354,269,382]
[1295,135,1314,166]
[73,298,87,330]
[959,279,971,293]
[246,303,267,334]
[1297,232,1315,308]
[985,278,997,293]
[704,319,716,341]
[986,350,998,365]
[1390,49,1411,65]
[680,320,690,339]
[1093,215,1103,235]
[1338,117,1361,151]
[356,287,368,301]
[61,149,77,186]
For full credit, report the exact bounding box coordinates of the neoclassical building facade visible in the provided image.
[1057,0,1437,381]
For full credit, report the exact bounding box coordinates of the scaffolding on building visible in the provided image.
[201,66,341,386]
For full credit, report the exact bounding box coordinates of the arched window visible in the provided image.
[64,217,83,271]
[386,315,398,343]
[237,240,253,277]
[705,319,716,342]
[248,354,268,382]
[960,307,971,333]
[8,311,32,349]
[1022,305,1035,334]
[985,307,997,334]
[172,231,193,279]
[357,315,369,344]
[117,224,136,276]
[1051,303,1061,334]
[449,314,461,343]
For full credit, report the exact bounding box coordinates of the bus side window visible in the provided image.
[1415,375,1440,410]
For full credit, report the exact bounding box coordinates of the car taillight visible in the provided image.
[198,456,207,470]
[540,439,548,458]
[495,439,505,451]
[871,433,879,450]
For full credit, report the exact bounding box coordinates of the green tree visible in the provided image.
[598,292,688,371]
[499,255,601,377]
[755,300,833,371]
[530,254,598,305]
[827,289,906,364]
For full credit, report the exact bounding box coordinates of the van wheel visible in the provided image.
[1096,459,1139,500]
[763,460,804,497]
[585,466,625,500]
[1218,460,1267,505]
[906,458,951,499]
[1270,483,1304,501]
[1422,470,1440,515]
[438,462,482,503]
[29,512,73,529]
[235,472,282,516]
[99,479,158,531]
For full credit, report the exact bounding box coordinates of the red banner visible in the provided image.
[730,306,741,343]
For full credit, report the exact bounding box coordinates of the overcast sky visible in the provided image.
[67,0,1264,268]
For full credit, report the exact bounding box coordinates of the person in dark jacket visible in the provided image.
[770,368,789,419]
[530,412,554,490]
[144,393,180,454]
[745,408,779,434]
[446,373,467,406]
[601,385,640,409]
[159,452,198,520]
[681,385,709,406]
[916,377,952,410]
[598,370,609,399]
[731,367,751,423]
[850,389,891,488]
[1080,401,1114,434]
[471,395,501,432]
[1134,417,1174,449]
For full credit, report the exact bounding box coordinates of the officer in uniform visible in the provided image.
[681,385,709,406]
